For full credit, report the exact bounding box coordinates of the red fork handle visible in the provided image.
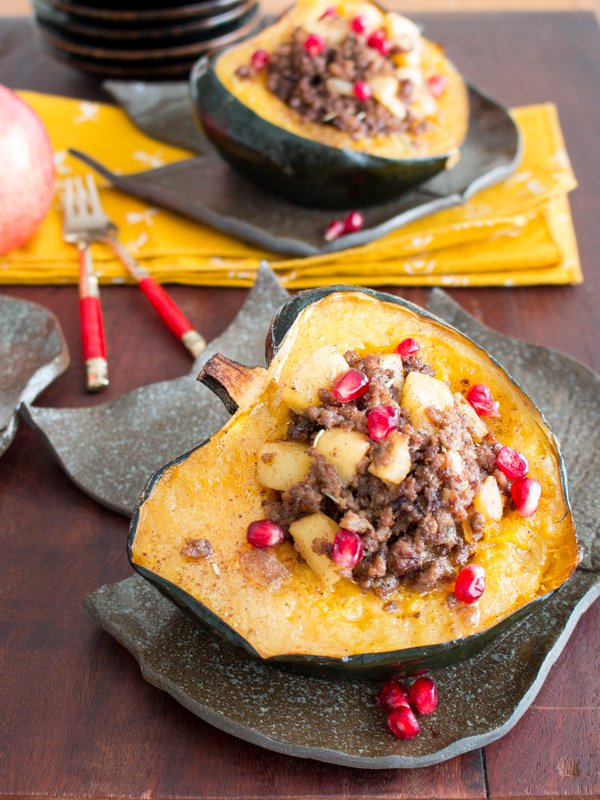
[78,244,109,392]
[107,239,206,359]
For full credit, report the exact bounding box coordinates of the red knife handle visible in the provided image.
[138,276,193,338]
[138,276,206,357]
[106,238,206,359]
[78,245,109,392]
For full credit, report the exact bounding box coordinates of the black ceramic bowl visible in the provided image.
[34,2,261,79]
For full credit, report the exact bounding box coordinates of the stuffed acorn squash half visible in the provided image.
[190,0,469,207]
[129,288,578,679]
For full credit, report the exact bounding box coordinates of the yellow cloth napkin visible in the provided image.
[1,91,581,287]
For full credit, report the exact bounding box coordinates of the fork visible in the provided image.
[66,175,207,365]
[62,175,110,392]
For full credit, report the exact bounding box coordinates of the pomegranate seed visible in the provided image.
[368,405,398,441]
[353,80,372,102]
[427,74,448,97]
[332,529,363,568]
[408,677,438,715]
[247,519,285,548]
[497,446,529,480]
[250,49,269,71]
[378,679,410,710]
[387,706,420,740]
[324,219,345,241]
[304,33,325,56]
[396,337,420,358]
[343,209,364,233]
[466,384,501,417]
[511,477,541,518]
[351,14,367,33]
[367,28,391,54]
[454,564,485,604]
[319,5,337,19]
[331,368,370,402]
[377,38,392,55]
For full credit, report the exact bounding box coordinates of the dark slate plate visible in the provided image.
[21,264,288,515]
[0,295,69,458]
[79,280,598,768]
[69,84,521,257]
[86,569,598,769]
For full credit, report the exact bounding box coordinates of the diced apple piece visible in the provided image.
[473,475,504,521]
[326,78,353,97]
[314,428,370,486]
[445,449,464,477]
[257,442,312,491]
[312,16,348,45]
[370,76,407,120]
[410,89,437,120]
[346,1,384,32]
[401,371,454,433]
[385,12,421,44]
[378,353,405,391]
[454,393,488,442]
[280,345,348,413]
[393,49,422,68]
[368,431,411,484]
[289,513,340,587]
[396,66,424,86]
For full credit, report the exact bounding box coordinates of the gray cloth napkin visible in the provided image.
[103,79,209,153]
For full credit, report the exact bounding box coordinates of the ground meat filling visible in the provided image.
[240,27,423,140]
[266,350,508,597]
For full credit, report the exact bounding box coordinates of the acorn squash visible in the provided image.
[190,0,469,207]
[128,287,578,678]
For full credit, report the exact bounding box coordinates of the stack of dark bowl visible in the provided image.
[32,0,262,79]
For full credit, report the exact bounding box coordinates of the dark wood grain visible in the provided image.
[0,12,598,800]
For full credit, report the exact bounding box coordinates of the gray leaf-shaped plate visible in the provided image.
[69,84,520,257]
[0,294,69,457]
[21,264,288,515]
[85,285,598,769]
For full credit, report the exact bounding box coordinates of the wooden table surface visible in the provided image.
[1,11,599,800]
[5,0,600,16]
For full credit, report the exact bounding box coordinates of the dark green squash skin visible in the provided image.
[190,55,451,209]
[128,286,577,680]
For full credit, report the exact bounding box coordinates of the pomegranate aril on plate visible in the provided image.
[343,209,364,233]
[454,563,485,604]
[331,529,363,568]
[368,405,398,441]
[353,81,372,101]
[511,477,542,518]
[497,445,529,480]
[331,368,370,402]
[387,706,420,740]
[250,49,269,71]
[304,33,325,56]
[324,219,345,241]
[396,337,420,358]
[427,74,448,97]
[466,383,501,417]
[247,519,285,548]
[351,14,368,33]
[408,677,438,715]
[378,679,410,710]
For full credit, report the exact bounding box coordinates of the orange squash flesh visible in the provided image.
[131,292,578,661]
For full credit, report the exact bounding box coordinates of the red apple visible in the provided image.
[0,85,55,255]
